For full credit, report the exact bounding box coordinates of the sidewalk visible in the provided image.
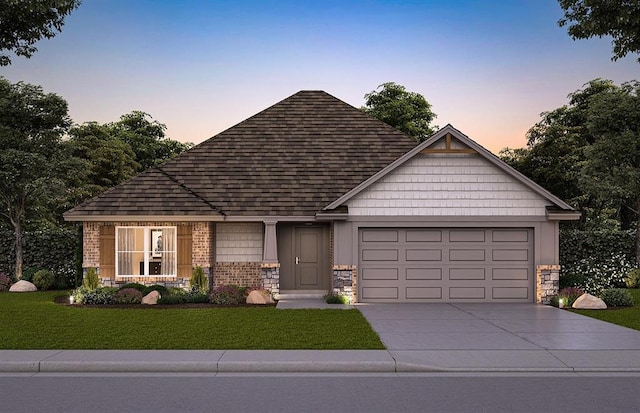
[3,348,640,374]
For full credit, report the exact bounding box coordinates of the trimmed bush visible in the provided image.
[118,283,146,293]
[190,265,208,292]
[184,291,210,303]
[157,294,186,305]
[625,269,640,289]
[115,288,143,304]
[32,269,54,291]
[324,292,350,304]
[210,285,244,305]
[83,267,99,290]
[71,286,117,305]
[600,288,634,307]
[142,284,169,296]
[0,272,11,291]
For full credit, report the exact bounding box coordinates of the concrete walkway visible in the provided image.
[2,303,640,374]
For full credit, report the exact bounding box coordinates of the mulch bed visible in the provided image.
[53,295,277,309]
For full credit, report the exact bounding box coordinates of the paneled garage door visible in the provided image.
[359,228,533,302]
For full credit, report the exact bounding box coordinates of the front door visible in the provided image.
[278,224,329,290]
[295,226,324,289]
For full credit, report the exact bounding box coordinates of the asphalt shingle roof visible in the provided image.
[64,90,419,219]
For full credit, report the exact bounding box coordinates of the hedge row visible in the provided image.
[559,228,636,294]
[0,225,81,288]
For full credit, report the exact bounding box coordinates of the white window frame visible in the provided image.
[115,226,177,277]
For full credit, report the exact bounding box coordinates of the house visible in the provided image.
[64,91,579,303]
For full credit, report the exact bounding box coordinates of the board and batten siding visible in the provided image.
[347,154,551,216]
[215,223,263,262]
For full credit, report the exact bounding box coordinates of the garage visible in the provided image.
[359,228,533,302]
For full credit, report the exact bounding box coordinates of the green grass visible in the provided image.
[0,292,385,350]
[572,289,640,331]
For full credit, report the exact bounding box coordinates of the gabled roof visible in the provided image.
[64,91,418,220]
[325,124,577,215]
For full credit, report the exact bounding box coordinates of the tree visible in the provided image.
[558,0,640,63]
[361,82,437,142]
[0,0,81,66]
[108,111,192,172]
[579,81,640,265]
[62,122,139,206]
[0,77,71,279]
[500,78,640,265]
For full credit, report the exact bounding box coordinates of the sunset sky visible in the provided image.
[2,0,637,153]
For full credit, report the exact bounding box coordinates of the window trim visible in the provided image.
[115,226,177,277]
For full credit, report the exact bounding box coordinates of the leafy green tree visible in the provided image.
[0,0,81,66]
[579,81,640,265]
[361,82,437,142]
[109,111,192,172]
[501,78,640,265]
[0,77,71,279]
[558,0,640,62]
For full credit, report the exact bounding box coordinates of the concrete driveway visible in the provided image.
[357,303,640,350]
[357,303,640,371]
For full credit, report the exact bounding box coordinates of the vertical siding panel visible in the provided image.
[99,226,115,279]
[178,224,192,278]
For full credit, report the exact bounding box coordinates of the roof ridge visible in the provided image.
[155,166,226,216]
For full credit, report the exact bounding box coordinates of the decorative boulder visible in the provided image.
[9,280,37,292]
[572,293,607,309]
[142,290,161,305]
[246,290,274,305]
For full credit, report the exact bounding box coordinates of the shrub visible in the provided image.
[157,294,186,305]
[558,287,584,307]
[184,291,210,303]
[115,288,143,304]
[210,285,244,305]
[0,272,11,291]
[118,282,146,292]
[549,295,560,307]
[190,265,208,292]
[625,269,640,289]
[560,228,635,293]
[83,267,99,290]
[599,288,634,307]
[324,292,350,304]
[32,269,54,291]
[71,286,117,305]
[142,284,169,296]
[21,267,38,283]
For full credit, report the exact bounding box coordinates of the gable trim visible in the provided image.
[324,124,576,212]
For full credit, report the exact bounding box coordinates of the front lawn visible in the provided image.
[572,289,640,331]
[0,292,384,350]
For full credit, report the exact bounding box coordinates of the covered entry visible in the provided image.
[278,224,330,291]
[358,228,533,302]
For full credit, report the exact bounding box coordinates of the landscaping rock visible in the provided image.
[142,290,161,305]
[9,280,37,292]
[246,290,274,305]
[572,293,607,309]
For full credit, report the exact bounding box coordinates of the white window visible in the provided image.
[115,227,177,277]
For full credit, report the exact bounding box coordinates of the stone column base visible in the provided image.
[261,263,280,297]
[536,264,560,304]
[333,265,357,303]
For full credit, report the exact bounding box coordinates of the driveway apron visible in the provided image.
[357,303,640,351]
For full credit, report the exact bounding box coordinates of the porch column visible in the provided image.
[263,220,278,263]
[261,220,280,296]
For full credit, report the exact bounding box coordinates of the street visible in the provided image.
[1,374,639,413]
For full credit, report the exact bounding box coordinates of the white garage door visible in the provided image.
[359,228,533,302]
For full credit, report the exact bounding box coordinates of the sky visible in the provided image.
[2,0,638,153]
